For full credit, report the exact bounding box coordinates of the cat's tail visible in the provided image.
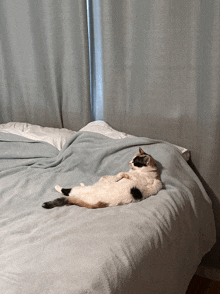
[42,197,108,209]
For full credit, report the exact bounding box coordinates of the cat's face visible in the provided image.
[129,147,156,170]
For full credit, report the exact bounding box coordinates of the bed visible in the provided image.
[0,121,216,294]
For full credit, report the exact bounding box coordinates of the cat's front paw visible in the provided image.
[100,175,112,181]
[115,172,131,182]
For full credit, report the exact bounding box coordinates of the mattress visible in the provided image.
[0,121,215,294]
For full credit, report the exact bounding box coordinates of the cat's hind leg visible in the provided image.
[55,185,71,196]
[55,185,62,193]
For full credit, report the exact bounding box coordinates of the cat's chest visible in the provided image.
[128,171,152,184]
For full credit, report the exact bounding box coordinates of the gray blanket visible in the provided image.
[0,131,216,294]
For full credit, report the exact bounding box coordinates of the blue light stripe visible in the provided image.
[86,0,103,121]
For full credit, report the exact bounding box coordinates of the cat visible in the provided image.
[42,147,162,209]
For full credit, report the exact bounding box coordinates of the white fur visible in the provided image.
[55,185,62,193]
[55,153,162,207]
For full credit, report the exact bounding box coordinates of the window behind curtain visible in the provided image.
[86,0,103,121]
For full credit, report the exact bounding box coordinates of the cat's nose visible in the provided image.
[129,162,133,168]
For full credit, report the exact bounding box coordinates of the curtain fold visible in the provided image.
[99,0,220,234]
[0,0,90,130]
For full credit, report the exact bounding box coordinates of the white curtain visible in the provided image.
[96,0,220,268]
[98,0,220,227]
[0,0,91,130]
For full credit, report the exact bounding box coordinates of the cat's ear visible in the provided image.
[139,147,146,154]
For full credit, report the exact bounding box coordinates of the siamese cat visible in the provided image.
[42,148,162,209]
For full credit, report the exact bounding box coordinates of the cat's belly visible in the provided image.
[69,180,136,206]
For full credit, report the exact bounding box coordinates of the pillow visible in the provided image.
[79,121,191,161]
[0,121,191,161]
[79,120,135,139]
[0,122,76,151]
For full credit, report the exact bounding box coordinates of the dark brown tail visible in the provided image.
[42,197,109,209]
